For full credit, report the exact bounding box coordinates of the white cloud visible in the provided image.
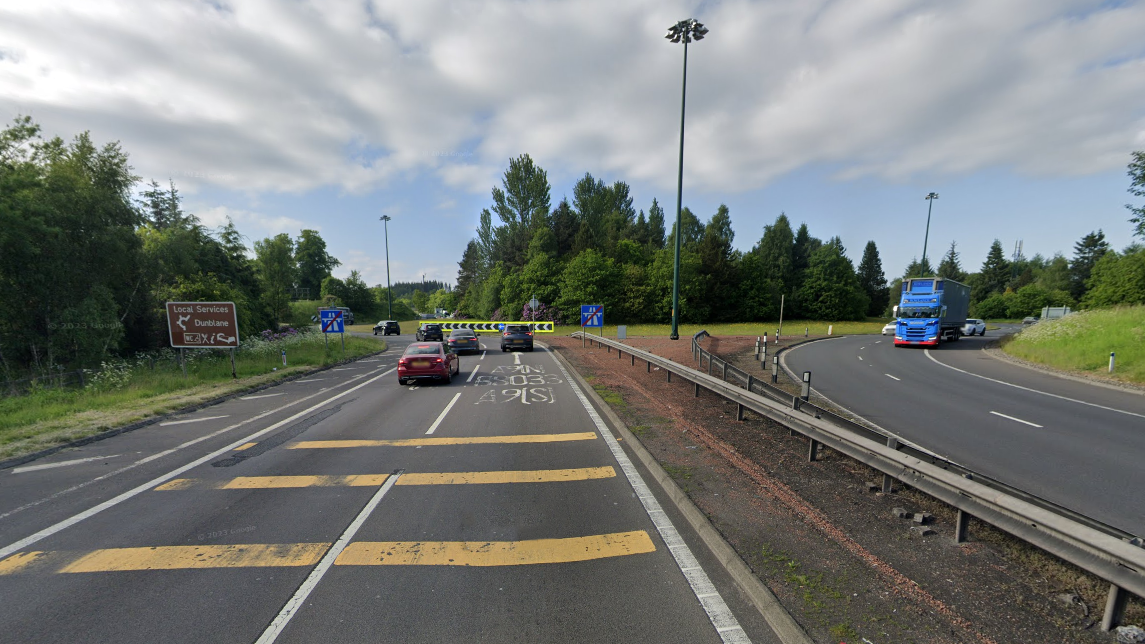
[195,205,306,240]
[1,0,1143,199]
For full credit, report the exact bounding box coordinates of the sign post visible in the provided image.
[165,302,241,378]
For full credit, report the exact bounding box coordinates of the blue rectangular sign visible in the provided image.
[320,309,344,334]
[580,304,603,328]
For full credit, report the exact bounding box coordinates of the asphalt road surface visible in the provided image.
[0,334,776,644]
[783,331,1145,536]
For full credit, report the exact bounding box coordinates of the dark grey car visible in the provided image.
[500,324,534,352]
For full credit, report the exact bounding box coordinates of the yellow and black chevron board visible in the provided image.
[436,321,555,333]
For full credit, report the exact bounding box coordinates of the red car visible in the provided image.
[398,342,459,385]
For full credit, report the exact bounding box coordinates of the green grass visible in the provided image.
[549,319,888,338]
[1002,305,1145,384]
[0,333,383,460]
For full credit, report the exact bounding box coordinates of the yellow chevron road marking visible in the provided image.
[154,468,614,491]
[0,530,653,574]
[334,531,655,567]
[0,543,329,575]
[397,467,615,486]
[289,432,596,449]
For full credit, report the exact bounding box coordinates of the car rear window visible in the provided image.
[404,344,441,355]
[505,325,530,333]
[450,329,475,337]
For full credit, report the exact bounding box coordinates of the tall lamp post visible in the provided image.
[922,192,939,273]
[665,18,708,341]
[379,215,393,319]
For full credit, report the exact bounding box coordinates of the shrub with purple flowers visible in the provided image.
[259,327,301,343]
[520,302,561,323]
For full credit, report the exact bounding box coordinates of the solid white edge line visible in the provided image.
[547,349,750,644]
[255,472,402,644]
[0,368,395,560]
[989,411,1044,428]
[240,393,285,400]
[885,374,900,381]
[466,365,480,383]
[12,455,122,474]
[158,415,229,426]
[924,349,1145,420]
[425,393,463,435]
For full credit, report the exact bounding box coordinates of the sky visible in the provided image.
[2,0,1144,289]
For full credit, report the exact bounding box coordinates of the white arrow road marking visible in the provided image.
[159,416,229,427]
[885,374,900,381]
[13,455,122,474]
[990,411,1043,428]
[426,393,462,435]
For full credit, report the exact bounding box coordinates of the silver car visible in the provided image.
[961,318,986,336]
[881,322,896,336]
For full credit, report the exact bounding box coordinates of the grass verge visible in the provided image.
[1002,305,1145,384]
[0,332,383,461]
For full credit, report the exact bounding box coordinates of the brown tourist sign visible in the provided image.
[165,302,240,349]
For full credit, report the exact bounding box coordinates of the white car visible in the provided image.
[961,318,986,336]
[881,322,896,336]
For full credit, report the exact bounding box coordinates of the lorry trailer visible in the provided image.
[893,277,970,347]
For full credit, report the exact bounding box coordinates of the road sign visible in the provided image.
[320,309,345,334]
[436,321,555,333]
[580,305,603,328]
[166,302,240,349]
[528,298,541,310]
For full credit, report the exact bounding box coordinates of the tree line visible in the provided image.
[0,116,396,379]
[455,154,891,324]
[457,153,1145,324]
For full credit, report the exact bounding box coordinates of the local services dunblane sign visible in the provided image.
[166,302,240,349]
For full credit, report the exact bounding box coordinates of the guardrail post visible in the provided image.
[647,360,651,373]
[808,438,819,462]
[708,357,713,376]
[883,437,899,493]
[631,354,635,366]
[771,356,779,383]
[1102,583,1128,631]
[695,382,700,397]
[955,509,971,543]
[800,371,811,401]
[722,361,728,382]
[667,369,671,383]
[737,402,745,421]
[746,374,754,393]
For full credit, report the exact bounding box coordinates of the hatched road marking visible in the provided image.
[989,411,1044,428]
[12,455,122,475]
[288,432,596,449]
[153,467,617,490]
[466,365,480,383]
[335,531,655,567]
[0,530,655,576]
[159,416,229,426]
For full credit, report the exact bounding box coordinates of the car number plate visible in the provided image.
[413,360,429,367]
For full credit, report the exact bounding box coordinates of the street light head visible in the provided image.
[380,214,392,222]
[666,19,707,44]
[925,192,939,200]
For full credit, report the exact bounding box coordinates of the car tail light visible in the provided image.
[433,358,443,364]
[527,332,533,336]
[398,358,407,366]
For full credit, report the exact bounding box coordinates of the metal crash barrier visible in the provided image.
[572,329,1145,630]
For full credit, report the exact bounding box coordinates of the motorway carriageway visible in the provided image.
[0,336,777,644]
[783,333,1145,536]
